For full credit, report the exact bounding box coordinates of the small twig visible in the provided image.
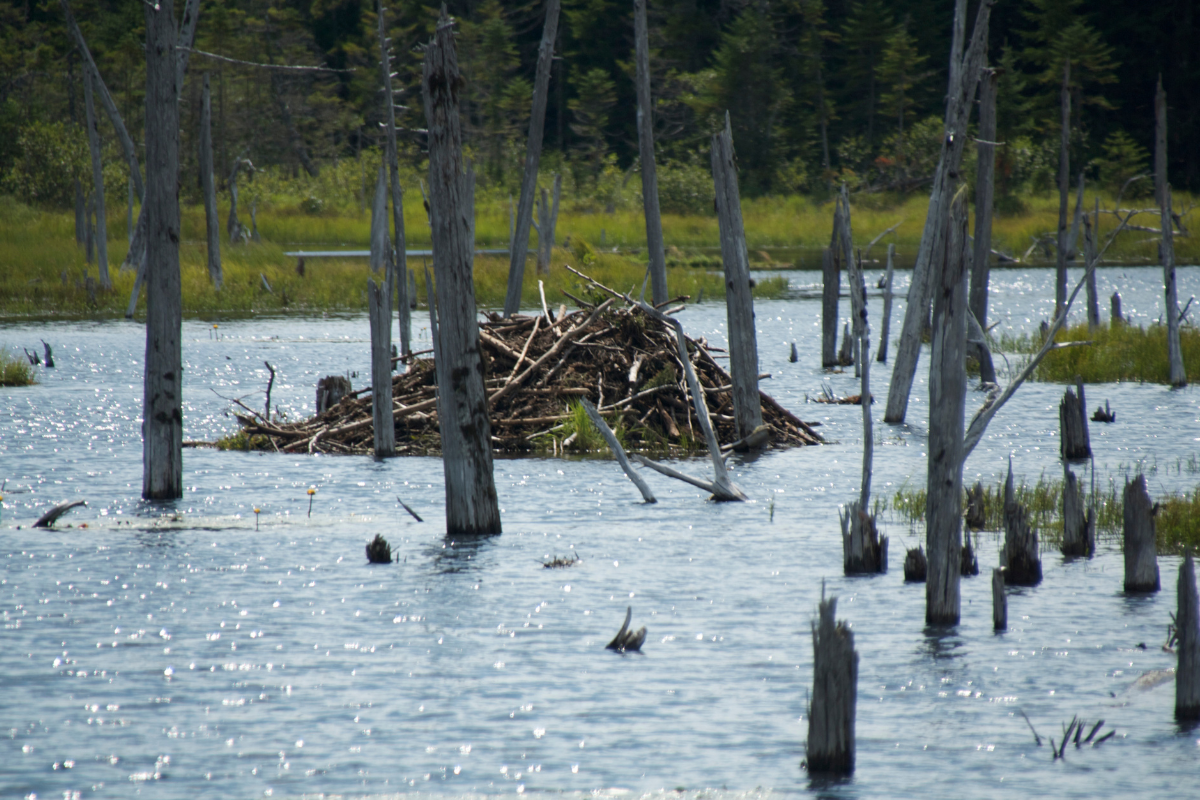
[180,47,355,73]
[263,361,276,420]
[1018,709,1042,746]
[396,496,423,522]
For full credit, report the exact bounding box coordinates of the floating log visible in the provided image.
[606,606,646,652]
[33,500,87,528]
[1092,400,1115,423]
[1177,553,1200,721]
[806,588,857,775]
[1123,474,1160,592]
[1061,466,1095,557]
[992,568,1006,631]
[965,481,986,530]
[365,534,392,564]
[841,500,886,575]
[1059,377,1092,460]
[904,546,927,582]
[1002,459,1042,586]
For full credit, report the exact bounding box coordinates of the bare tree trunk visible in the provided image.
[369,166,389,273]
[377,0,410,356]
[1123,474,1160,592]
[806,591,857,775]
[127,175,134,246]
[82,67,110,289]
[884,0,993,424]
[502,0,561,318]
[1055,59,1070,319]
[368,274,395,458]
[1084,197,1100,330]
[969,67,998,333]
[822,247,839,367]
[1065,173,1085,258]
[875,244,895,363]
[925,189,970,625]
[1002,458,1042,585]
[1059,376,1092,460]
[711,113,763,442]
[1111,292,1123,325]
[422,10,501,535]
[84,192,93,263]
[270,71,318,177]
[227,159,245,244]
[1178,553,1200,721]
[992,568,1006,631]
[199,73,222,289]
[142,0,182,500]
[74,179,85,245]
[634,0,667,305]
[1157,76,1186,387]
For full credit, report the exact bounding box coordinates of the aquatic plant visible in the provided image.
[0,346,35,386]
[997,321,1200,384]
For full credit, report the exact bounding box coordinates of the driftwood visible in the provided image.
[1177,553,1200,721]
[1123,474,1160,592]
[1157,76,1186,387]
[634,0,668,306]
[1061,466,1095,557]
[1092,400,1115,423]
[992,568,1007,631]
[606,606,646,652]
[821,247,839,367]
[806,588,857,775]
[33,500,87,528]
[1002,459,1042,586]
[1059,377,1092,460]
[366,534,392,564]
[904,546,927,582]
[580,399,656,503]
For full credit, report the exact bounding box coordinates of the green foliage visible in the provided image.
[1093,130,1151,195]
[569,68,618,181]
[0,346,36,386]
[1000,321,1200,384]
[875,19,930,187]
[2,119,88,208]
[655,159,714,215]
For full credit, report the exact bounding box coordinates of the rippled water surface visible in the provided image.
[3,265,1200,799]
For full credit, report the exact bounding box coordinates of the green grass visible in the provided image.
[0,346,36,386]
[995,321,1200,384]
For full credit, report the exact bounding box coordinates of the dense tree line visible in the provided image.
[2,0,1198,211]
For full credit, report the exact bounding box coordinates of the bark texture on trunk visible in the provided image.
[806,592,857,775]
[634,0,667,305]
[1178,553,1200,721]
[1157,76,1186,387]
[1055,60,1070,319]
[1123,474,1160,593]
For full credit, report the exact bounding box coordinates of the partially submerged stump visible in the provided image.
[806,589,858,775]
[965,482,986,530]
[904,546,927,583]
[1123,474,1160,592]
[992,568,1007,631]
[837,322,854,367]
[841,501,887,575]
[366,534,392,564]
[606,606,646,652]
[1092,400,1115,423]
[1002,460,1042,586]
[961,535,979,576]
[1177,552,1200,721]
[1059,377,1092,460]
[821,248,839,368]
[33,500,87,528]
[1061,466,1095,557]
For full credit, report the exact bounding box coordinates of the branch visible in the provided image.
[863,219,904,259]
[180,47,355,73]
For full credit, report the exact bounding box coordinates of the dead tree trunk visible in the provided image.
[377,0,410,356]
[422,10,501,535]
[969,66,998,329]
[369,166,389,273]
[142,0,182,500]
[1111,292,1123,325]
[1084,197,1100,330]
[74,179,85,245]
[1123,474,1159,592]
[876,243,895,363]
[127,175,134,245]
[368,275,395,458]
[532,173,560,275]
[711,113,763,443]
[1061,465,1095,557]
[1002,459,1041,586]
[227,157,247,244]
[1157,76,1186,388]
[634,0,667,306]
[199,73,222,290]
[806,590,857,775]
[884,0,993,423]
[822,247,839,367]
[502,0,561,318]
[992,568,1006,631]
[1055,59,1070,319]
[925,189,970,625]
[1059,377,1091,460]
[842,503,886,574]
[1177,552,1200,721]
[1065,174,1085,259]
[82,67,110,289]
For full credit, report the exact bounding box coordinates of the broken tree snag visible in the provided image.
[368,275,395,458]
[1001,459,1042,586]
[841,501,887,575]
[1084,197,1100,330]
[1061,466,1095,557]
[199,73,222,290]
[838,323,854,366]
[884,0,993,424]
[876,244,895,363]
[580,399,656,503]
[822,247,839,368]
[316,375,351,415]
[711,113,764,443]
[422,10,501,535]
[377,0,410,356]
[1058,377,1092,460]
[806,590,858,775]
[969,66,999,330]
[965,481,985,530]
[1055,59,1070,319]
[142,0,183,500]
[607,606,646,652]
[840,189,874,512]
[634,0,667,306]
[33,500,87,528]
[992,568,1007,631]
[1122,474,1159,593]
[925,190,971,625]
[1111,292,1123,326]
[503,0,561,318]
[904,546,927,582]
[369,166,389,273]
[1156,76,1186,388]
[1178,553,1200,721]
[82,67,110,290]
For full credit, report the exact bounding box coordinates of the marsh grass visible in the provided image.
[0,346,36,386]
[995,321,1200,384]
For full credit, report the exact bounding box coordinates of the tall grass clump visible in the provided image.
[998,322,1200,384]
[0,346,36,386]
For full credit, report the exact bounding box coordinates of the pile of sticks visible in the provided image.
[229,274,821,456]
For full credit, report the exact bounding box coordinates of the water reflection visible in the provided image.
[806,772,856,797]
[425,535,495,574]
[920,626,967,662]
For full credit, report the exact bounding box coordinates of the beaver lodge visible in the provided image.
[222,282,823,457]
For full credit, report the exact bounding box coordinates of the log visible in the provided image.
[199,73,222,290]
[969,66,998,329]
[1177,552,1200,721]
[606,606,646,652]
[634,0,667,306]
[841,500,886,574]
[1001,459,1041,586]
[822,247,839,367]
[884,0,993,423]
[904,546,927,582]
[925,189,971,624]
[581,399,656,503]
[33,500,87,528]
[1055,59,1070,319]
[316,375,350,415]
[1061,465,1095,557]
[1157,76,1186,387]
[502,0,561,317]
[368,276,395,458]
[876,244,895,363]
[82,68,110,289]
[377,0,410,356]
[422,10,501,535]
[992,568,1006,631]
[1122,474,1159,592]
[1059,377,1092,460]
[711,113,764,442]
[366,533,392,564]
[142,0,183,500]
[806,589,857,775]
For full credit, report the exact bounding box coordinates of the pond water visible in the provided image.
[3,265,1200,800]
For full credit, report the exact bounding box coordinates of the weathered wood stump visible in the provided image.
[365,534,392,564]
[1002,460,1042,586]
[821,247,839,368]
[841,501,887,575]
[1123,474,1160,592]
[837,322,854,366]
[1091,400,1115,423]
[1061,466,1095,557]
[368,276,395,458]
[606,606,646,652]
[316,375,351,415]
[965,481,986,530]
[876,243,895,363]
[806,590,858,775]
[1177,552,1200,721]
[1111,292,1123,325]
[904,546,927,583]
[1059,377,1092,460]
[992,568,1007,631]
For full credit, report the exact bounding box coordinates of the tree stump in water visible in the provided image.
[1061,466,1095,557]
[806,590,857,775]
[841,501,887,574]
[965,482,986,530]
[316,375,351,415]
[1111,292,1123,325]
[837,322,854,366]
[904,546,927,582]
[992,568,1007,631]
[961,534,979,576]
[1091,400,1115,423]
[1059,377,1091,460]
[822,247,839,368]
[1002,460,1042,586]
[365,534,392,564]
[1123,474,1159,592]
[1177,553,1200,721]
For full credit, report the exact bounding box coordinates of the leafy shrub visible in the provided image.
[656,159,714,215]
[2,120,88,208]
